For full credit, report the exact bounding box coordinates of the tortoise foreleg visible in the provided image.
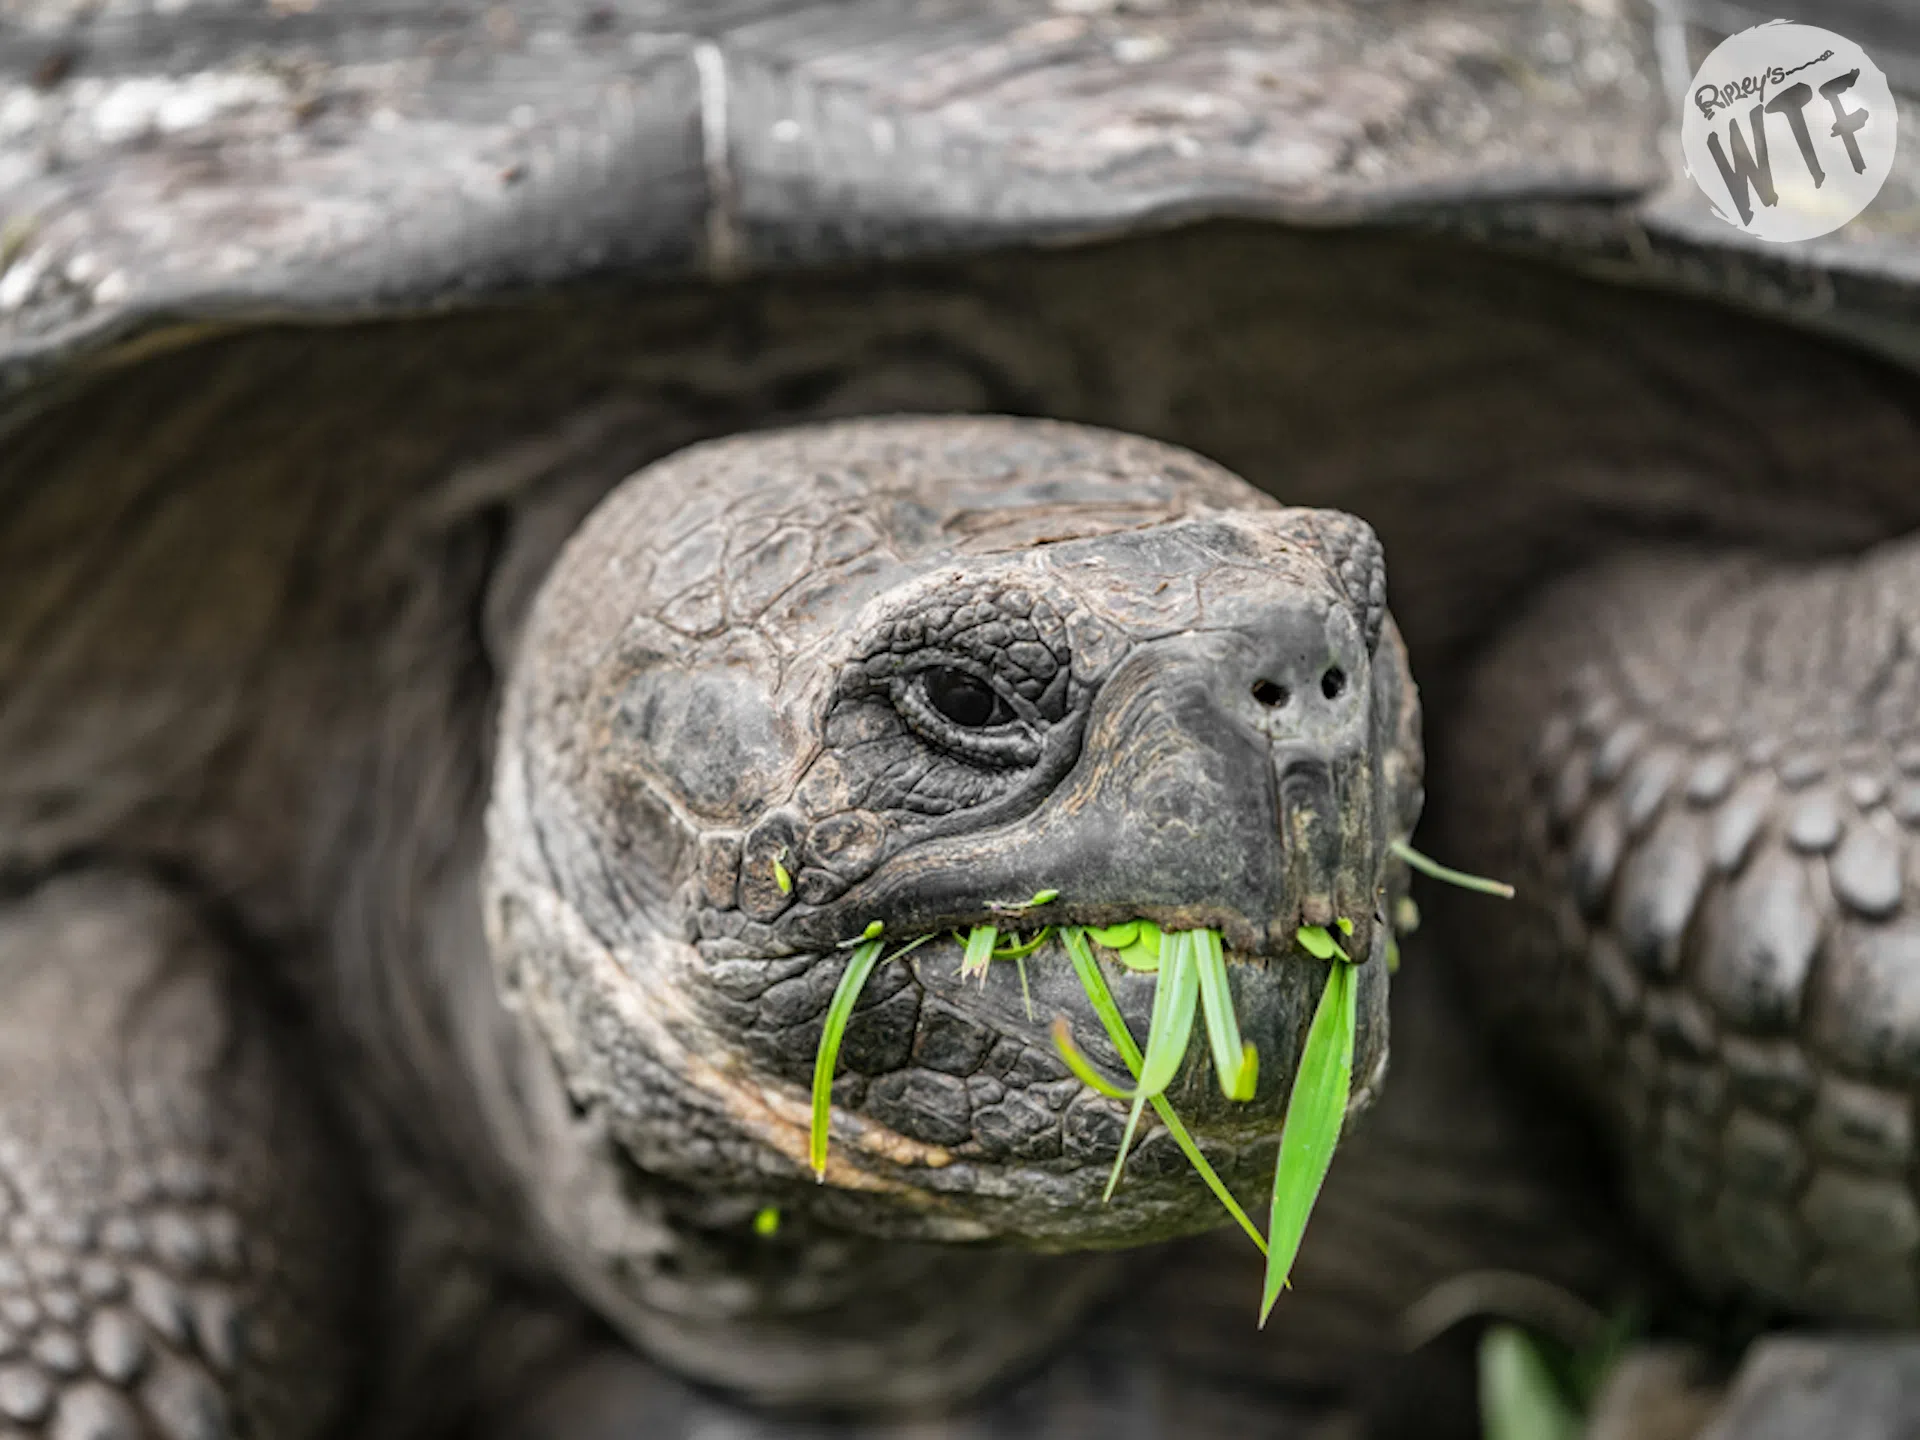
[0,871,367,1439]
[1440,537,1920,1333]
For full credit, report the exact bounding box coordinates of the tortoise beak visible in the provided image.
[800,597,1384,959]
[1278,751,1343,928]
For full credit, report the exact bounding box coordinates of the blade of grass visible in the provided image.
[960,924,998,982]
[809,934,933,1180]
[1260,954,1356,1323]
[1296,924,1349,962]
[1194,928,1258,1101]
[1106,1099,1150,1201]
[1060,928,1138,1064]
[1089,920,1163,971]
[1105,929,1200,1198]
[1478,1326,1582,1440]
[1148,1105,1263,1251]
[993,928,1052,959]
[1134,930,1200,1097]
[1391,838,1515,899]
[1051,1018,1137,1100]
[1120,919,1163,971]
[993,926,1050,1018]
[810,937,885,1180]
[1059,928,1267,1253]
[1143,1096,1265,1251]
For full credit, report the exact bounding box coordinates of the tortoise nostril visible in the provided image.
[1321,667,1346,701]
[1251,679,1289,708]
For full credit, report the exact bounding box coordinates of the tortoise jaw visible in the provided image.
[778,794,1389,961]
[798,900,1380,978]
[758,906,1381,1184]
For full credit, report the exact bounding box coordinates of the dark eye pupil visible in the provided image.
[926,668,1004,728]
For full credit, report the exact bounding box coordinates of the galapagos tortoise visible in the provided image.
[6,1,1920,1437]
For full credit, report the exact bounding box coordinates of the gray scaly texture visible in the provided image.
[1445,537,1920,1323]
[0,873,365,1439]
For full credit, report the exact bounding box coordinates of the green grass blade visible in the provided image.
[1016,956,1035,1020]
[1094,926,1192,1203]
[1295,924,1349,961]
[1260,955,1357,1323]
[1143,1093,1267,1255]
[1478,1326,1582,1440]
[1194,928,1258,1100]
[1051,1018,1137,1099]
[1095,930,1197,1206]
[810,937,886,1180]
[1127,920,1164,969]
[1391,838,1516,898]
[960,924,998,982]
[1061,929,1268,1253]
[1134,930,1199,1097]
[1061,928,1145,1069]
[993,927,1053,959]
[1058,927,1154,1201]
[1090,920,1163,971]
[1105,1093,1149,1202]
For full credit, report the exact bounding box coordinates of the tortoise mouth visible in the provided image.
[791,913,1374,1111]
[710,906,1384,1240]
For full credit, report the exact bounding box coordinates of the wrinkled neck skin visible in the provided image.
[481,419,1423,1409]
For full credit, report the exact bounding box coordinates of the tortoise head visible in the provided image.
[486,416,1421,1260]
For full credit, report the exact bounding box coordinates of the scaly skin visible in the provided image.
[1443,538,1920,1324]
[0,873,364,1440]
[484,416,1422,1406]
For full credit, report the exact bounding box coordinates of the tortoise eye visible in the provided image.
[924,667,1012,728]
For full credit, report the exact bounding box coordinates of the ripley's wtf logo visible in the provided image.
[1680,23,1897,244]
[1692,50,1833,121]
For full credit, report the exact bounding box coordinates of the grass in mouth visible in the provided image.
[809,927,932,1179]
[1261,922,1355,1323]
[801,840,1509,1320]
[1392,838,1514,898]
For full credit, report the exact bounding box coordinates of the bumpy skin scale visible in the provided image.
[1443,538,1920,1324]
[487,416,1422,1406]
[0,873,364,1440]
